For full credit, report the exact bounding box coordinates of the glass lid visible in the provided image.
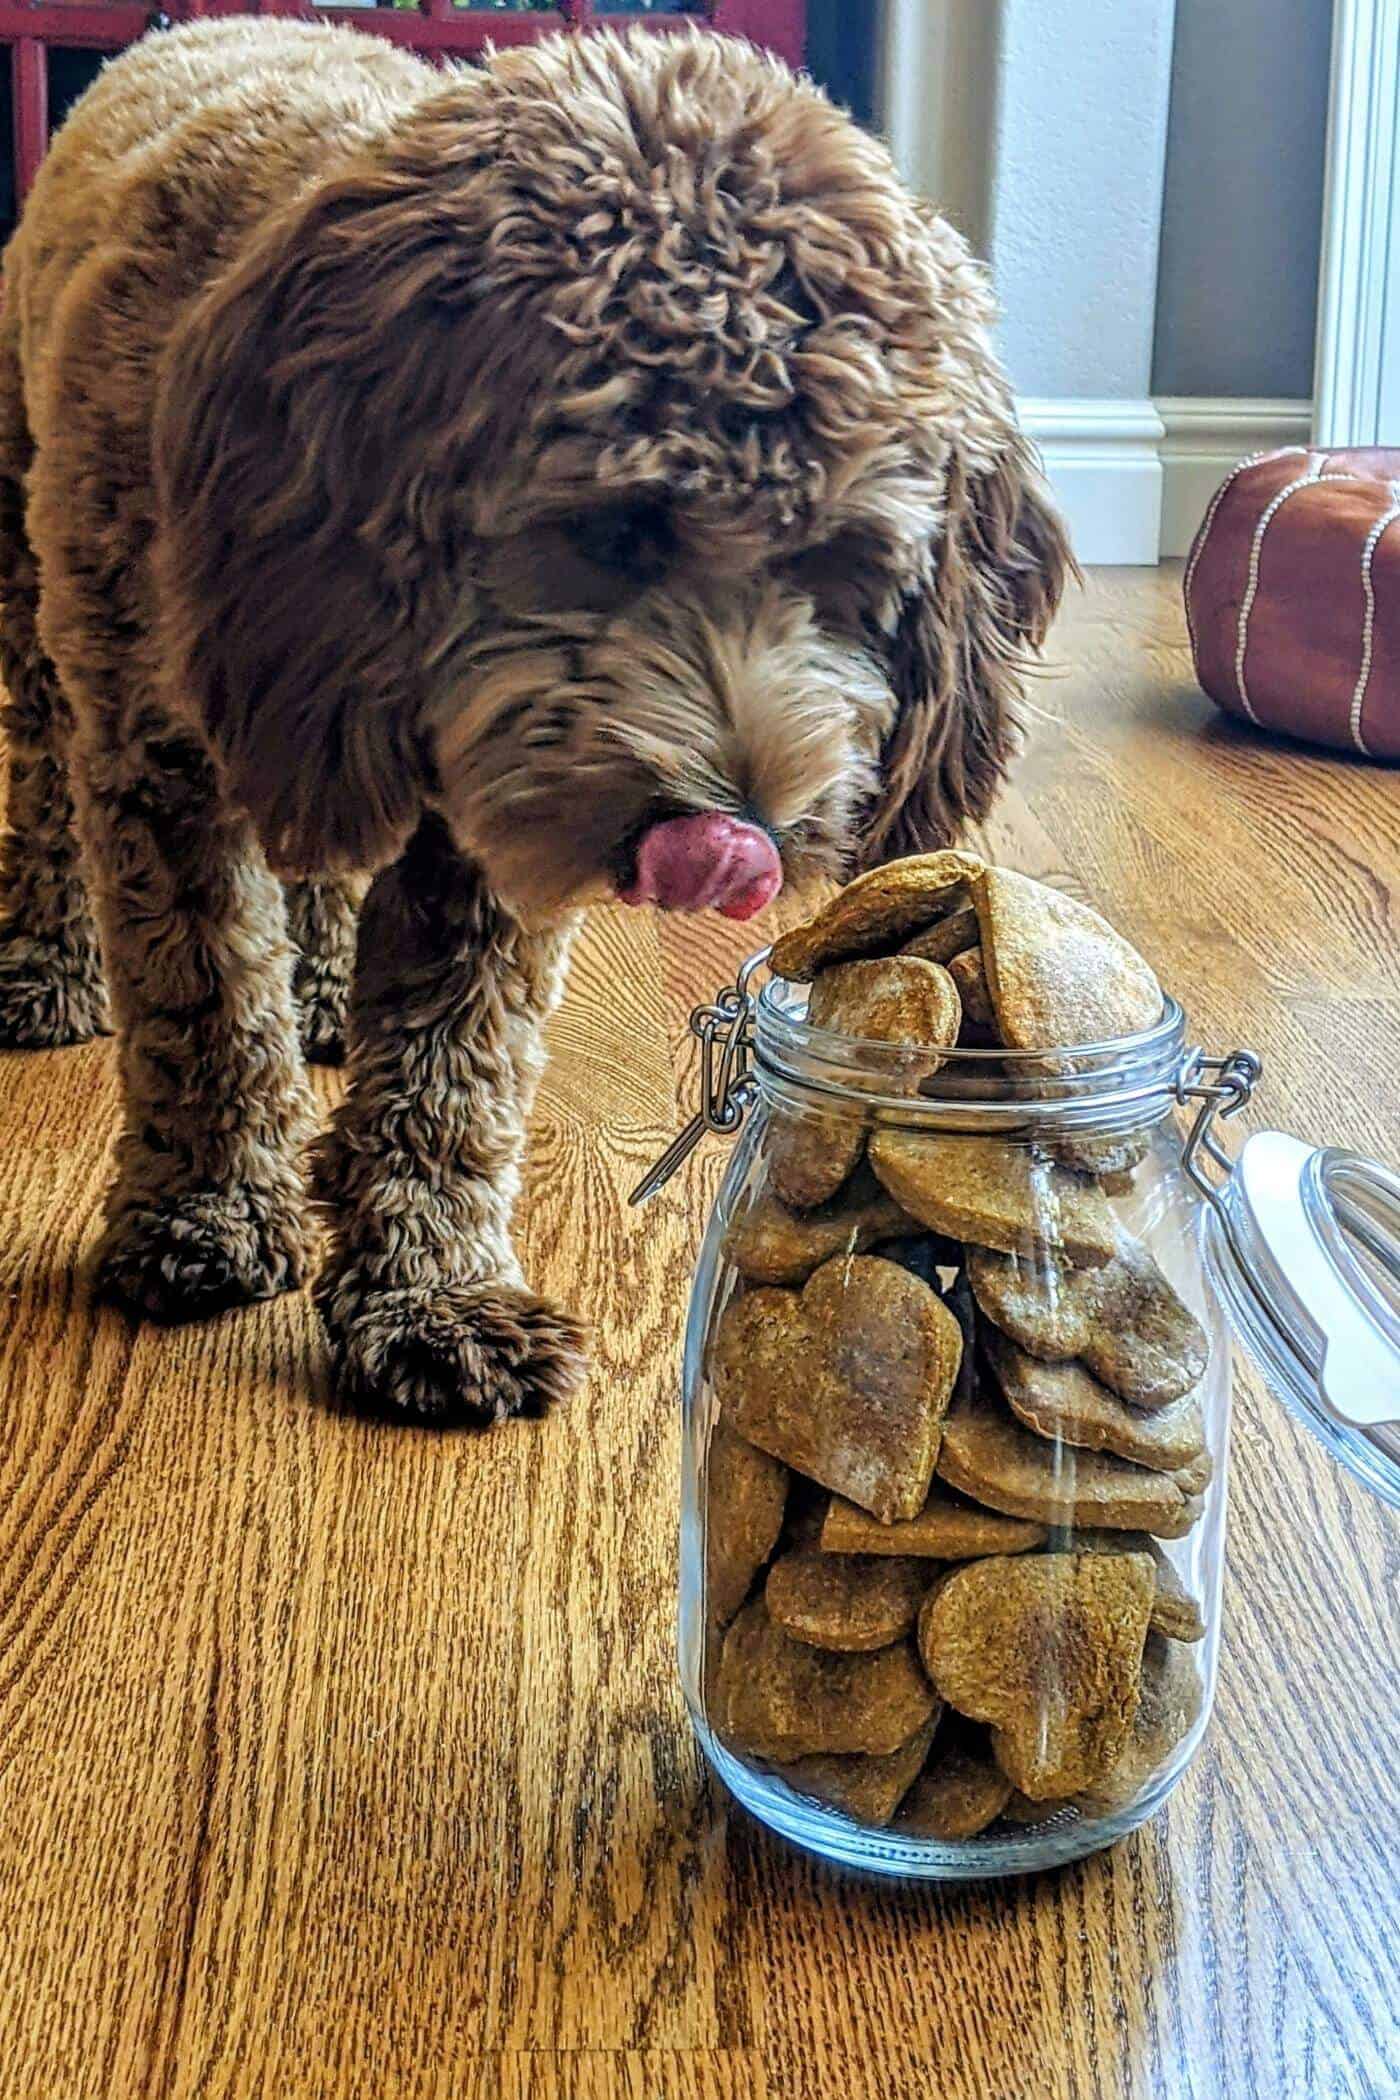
[1200,1130,1400,1509]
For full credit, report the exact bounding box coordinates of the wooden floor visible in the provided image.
[1,566,1397,2100]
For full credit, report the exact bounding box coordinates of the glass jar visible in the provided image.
[633,950,1400,1880]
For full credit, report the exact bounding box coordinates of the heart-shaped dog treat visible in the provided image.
[717,1599,938,1759]
[770,851,985,980]
[765,1109,866,1211]
[973,867,1162,1050]
[869,1132,1117,1267]
[936,1385,1200,1537]
[808,956,962,1077]
[897,1715,1012,1839]
[901,904,980,966]
[765,1547,930,1651]
[821,1482,1048,1559]
[1071,1633,1203,1813]
[705,1419,789,1627]
[774,1714,941,1828]
[984,1332,1207,1475]
[968,1233,1208,1408]
[918,1552,1155,1798]
[711,1256,963,1523]
[1047,1528,1206,1642]
[726,1167,911,1286]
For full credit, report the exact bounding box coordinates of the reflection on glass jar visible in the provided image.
[677,981,1231,1877]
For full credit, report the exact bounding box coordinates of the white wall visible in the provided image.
[990,0,1179,561]
[882,0,1177,402]
[878,0,1333,559]
[987,0,1177,403]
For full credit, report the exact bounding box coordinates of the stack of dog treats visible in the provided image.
[704,852,1211,1836]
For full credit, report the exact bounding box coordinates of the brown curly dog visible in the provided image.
[0,17,1070,1423]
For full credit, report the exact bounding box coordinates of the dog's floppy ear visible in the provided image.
[151,103,514,877]
[857,435,1075,869]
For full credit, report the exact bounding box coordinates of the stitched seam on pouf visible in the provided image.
[1183,446,1306,666]
[1236,466,1359,724]
[1350,483,1400,758]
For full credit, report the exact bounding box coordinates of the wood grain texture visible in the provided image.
[1,566,1398,2100]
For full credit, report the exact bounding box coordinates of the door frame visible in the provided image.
[1313,0,1400,446]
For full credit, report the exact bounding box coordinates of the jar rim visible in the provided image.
[751,974,1190,1133]
[757,973,1186,1065]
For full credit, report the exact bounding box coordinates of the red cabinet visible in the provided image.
[0,0,806,205]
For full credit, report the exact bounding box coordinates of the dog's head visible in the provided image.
[156,29,1072,920]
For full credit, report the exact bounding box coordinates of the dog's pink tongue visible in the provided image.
[621,813,783,920]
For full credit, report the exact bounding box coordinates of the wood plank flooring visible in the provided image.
[1,565,1397,2100]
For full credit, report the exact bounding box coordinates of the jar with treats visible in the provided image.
[633,851,1400,1878]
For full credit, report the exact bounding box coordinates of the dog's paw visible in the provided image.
[292,954,349,1067]
[316,1274,589,1426]
[0,934,111,1050]
[95,1185,314,1324]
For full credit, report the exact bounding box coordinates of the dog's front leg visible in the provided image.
[314,813,587,1425]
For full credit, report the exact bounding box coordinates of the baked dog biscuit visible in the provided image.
[807,955,962,1079]
[1047,1528,1206,1642]
[821,1483,1048,1559]
[770,852,986,980]
[936,1385,1201,1536]
[897,1715,1013,1839]
[868,1132,1117,1267]
[774,1714,941,1828]
[766,1547,929,1651]
[1071,1633,1203,1813]
[918,1552,1155,1798]
[901,904,980,966]
[726,1167,911,1285]
[973,867,1163,1050]
[1172,1451,1214,1495]
[984,1331,1207,1475]
[997,1790,1055,1825]
[946,946,1001,1046]
[712,1256,963,1523]
[1050,1131,1150,1182]
[706,1418,789,1627]
[968,1233,1208,1408]
[717,1599,938,1759]
[765,1108,866,1211]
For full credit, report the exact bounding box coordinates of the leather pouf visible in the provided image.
[1185,446,1400,759]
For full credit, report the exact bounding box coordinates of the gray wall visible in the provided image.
[1153,0,1335,399]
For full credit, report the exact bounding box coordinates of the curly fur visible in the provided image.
[0,18,1070,1422]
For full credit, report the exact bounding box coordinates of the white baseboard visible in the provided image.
[1157,397,1314,557]
[1017,399,1166,566]
[1015,394,1313,563]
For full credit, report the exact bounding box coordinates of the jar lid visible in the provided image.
[1202,1131,1400,1507]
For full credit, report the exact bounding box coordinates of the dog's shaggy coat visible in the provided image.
[0,18,1070,1421]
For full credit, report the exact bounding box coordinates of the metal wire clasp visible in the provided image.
[628,946,770,1206]
[1176,1046,1263,1216]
